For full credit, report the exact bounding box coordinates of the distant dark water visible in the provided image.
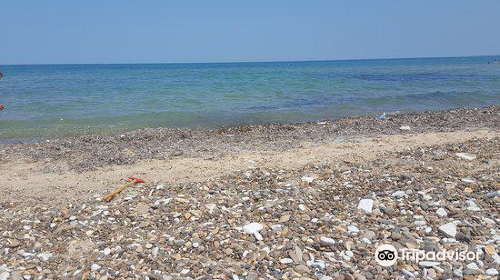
[1,56,499,140]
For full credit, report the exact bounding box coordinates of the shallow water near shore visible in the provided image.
[1,56,499,140]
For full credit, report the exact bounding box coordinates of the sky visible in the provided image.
[1,0,499,65]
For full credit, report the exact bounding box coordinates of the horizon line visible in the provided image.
[1,54,498,67]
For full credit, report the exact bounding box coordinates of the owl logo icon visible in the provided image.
[375,244,398,267]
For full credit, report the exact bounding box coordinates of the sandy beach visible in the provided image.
[0,106,499,279]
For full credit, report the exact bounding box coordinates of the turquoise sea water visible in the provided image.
[1,56,499,141]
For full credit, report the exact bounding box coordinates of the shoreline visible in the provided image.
[2,105,499,172]
[0,105,480,146]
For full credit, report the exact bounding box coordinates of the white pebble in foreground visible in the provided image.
[242,222,264,241]
[357,199,374,213]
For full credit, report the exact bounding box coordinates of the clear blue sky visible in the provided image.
[1,0,499,65]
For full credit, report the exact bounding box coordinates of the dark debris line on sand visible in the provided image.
[0,136,499,279]
[2,106,500,172]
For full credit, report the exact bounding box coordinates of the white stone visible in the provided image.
[455,153,476,161]
[486,268,498,276]
[301,176,315,183]
[204,204,217,214]
[91,264,101,271]
[414,220,426,227]
[357,199,374,213]
[0,272,9,280]
[242,222,264,241]
[439,222,457,237]
[461,177,475,183]
[483,217,496,225]
[320,237,336,246]
[37,252,52,261]
[347,225,359,233]
[399,126,411,131]
[419,261,440,267]
[280,258,293,264]
[466,263,479,270]
[307,260,326,270]
[103,247,111,256]
[152,247,159,258]
[402,269,415,278]
[436,208,448,217]
[453,269,463,278]
[492,253,500,264]
[466,200,481,211]
[270,224,283,231]
[242,222,263,234]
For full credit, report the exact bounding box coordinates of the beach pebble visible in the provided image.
[320,237,336,247]
[103,247,111,256]
[301,176,315,183]
[484,191,500,199]
[436,207,448,217]
[174,239,186,247]
[242,222,264,241]
[401,269,415,278]
[439,222,457,237]
[461,177,475,183]
[357,199,374,213]
[392,191,407,198]
[347,225,360,234]
[0,272,9,280]
[486,268,498,276]
[455,153,477,161]
[37,252,52,261]
[307,260,326,270]
[466,200,481,211]
[419,261,440,268]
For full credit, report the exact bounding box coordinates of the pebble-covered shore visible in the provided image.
[3,106,500,172]
[1,131,499,279]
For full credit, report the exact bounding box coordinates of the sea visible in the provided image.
[1,56,499,142]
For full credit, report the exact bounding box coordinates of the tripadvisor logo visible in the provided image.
[375,244,398,267]
[375,244,482,267]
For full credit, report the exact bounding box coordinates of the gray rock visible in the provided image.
[320,237,336,247]
[174,239,186,247]
[392,191,407,198]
